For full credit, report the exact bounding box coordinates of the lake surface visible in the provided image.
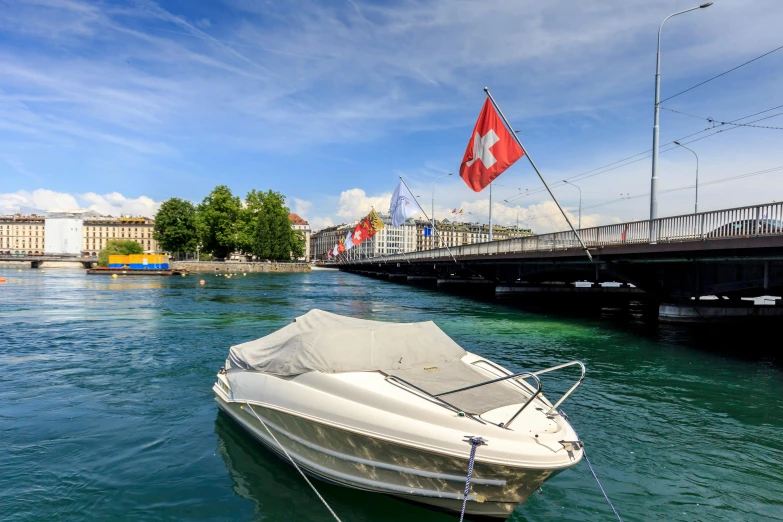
[2,268,782,521]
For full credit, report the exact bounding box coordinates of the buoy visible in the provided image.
[243,273,247,276]
[112,274,118,279]
[181,273,186,277]
[40,270,45,273]
[0,277,6,284]
[199,279,205,285]
[17,269,22,272]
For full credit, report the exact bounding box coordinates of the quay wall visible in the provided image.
[172,261,310,273]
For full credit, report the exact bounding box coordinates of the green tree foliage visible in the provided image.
[197,185,242,259]
[242,190,304,260]
[97,239,144,266]
[153,198,199,254]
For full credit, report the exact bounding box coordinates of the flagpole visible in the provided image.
[484,87,593,262]
[399,176,458,264]
[489,183,493,241]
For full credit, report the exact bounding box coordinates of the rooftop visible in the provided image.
[288,213,309,226]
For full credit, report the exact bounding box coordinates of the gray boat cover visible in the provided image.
[226,309,467,376]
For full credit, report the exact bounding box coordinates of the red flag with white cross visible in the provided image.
[459,98,524,192]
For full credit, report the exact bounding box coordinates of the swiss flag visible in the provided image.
[459,98,524,192]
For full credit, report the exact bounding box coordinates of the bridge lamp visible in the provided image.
[673,141,699,214]
[649,2,712,227]
[562,180,582,230]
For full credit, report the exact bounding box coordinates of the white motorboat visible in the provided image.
[213,310,585,519]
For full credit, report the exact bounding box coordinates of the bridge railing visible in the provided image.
[344,201,783,264]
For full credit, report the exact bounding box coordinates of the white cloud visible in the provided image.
[0,189,79,215]
[0,189,160,217]
[336,188,391,220]
[309,216,335,232]
[292,197,312,218]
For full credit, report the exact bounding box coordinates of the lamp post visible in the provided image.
[515,205,520,237]
[562,180,582,230]
[432,173,452,248]
[650,3,712,225]
[673,141,699,214]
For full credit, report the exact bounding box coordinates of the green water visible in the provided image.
[2,268,782,521]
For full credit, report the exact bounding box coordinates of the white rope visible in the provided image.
[233,389,342,522]
[559,410,623,522]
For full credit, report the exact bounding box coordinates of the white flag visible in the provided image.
[344,232,354,250]
[389,181,418,227]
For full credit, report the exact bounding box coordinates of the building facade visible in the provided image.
[289,213,311,261]
[309,213,417,261]
[0,214,46,254]
[310,214,534,262]
[82,216,159,256]
[414,219,532,251]
[0,212,158,256]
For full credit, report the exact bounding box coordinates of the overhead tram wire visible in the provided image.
[459,103,783,220]
[515,165,783,224]
[661,106,783,130]
[480,103,783,212]
[660,42,783,103]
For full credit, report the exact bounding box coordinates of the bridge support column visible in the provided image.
[659,303,783,323]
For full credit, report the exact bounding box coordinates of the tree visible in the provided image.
[237,189,264,254]
[244,190,304,260]
[197,185,242,259]
[153,198,199,255]
[97,239,144,266]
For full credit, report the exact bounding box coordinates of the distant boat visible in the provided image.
[310,265,338,271]
[213,310,585,519]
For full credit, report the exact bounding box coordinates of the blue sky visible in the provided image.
[1,0,782,232]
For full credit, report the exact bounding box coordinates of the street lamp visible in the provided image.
[432,173,452,248]
[673,141,699,214]
[562,180,582,230]
[650,2,712,224]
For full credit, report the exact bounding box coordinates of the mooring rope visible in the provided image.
[460,436,487,522]
[233,389,342,522]
[559,410,623,522]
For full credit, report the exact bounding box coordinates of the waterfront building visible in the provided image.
[309,213,416,261]
[310,223,355,261]
[0,214,46,254]
[289,213,311,261]
[46,209,102,255]
[310,213,534,261]
[0,211,158,256]
[82,215,159,256]
[414,219,532,251]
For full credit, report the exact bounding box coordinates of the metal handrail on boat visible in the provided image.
[529,361,586,415]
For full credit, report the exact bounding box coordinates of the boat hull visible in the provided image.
[215,395,559,519]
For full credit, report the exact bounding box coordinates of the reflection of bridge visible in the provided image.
[0,254,96,268]
[338,201,783,322]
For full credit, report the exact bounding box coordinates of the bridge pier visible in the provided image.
[658,302,783,323]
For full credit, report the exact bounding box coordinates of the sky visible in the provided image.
[1,0,782,233]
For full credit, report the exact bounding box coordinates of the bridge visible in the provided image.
[337,201,783,322]
[0,254,97,269]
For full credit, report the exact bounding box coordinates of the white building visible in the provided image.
[44,210,100,255]
[310,212,417,261]
[289,213,311,261]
